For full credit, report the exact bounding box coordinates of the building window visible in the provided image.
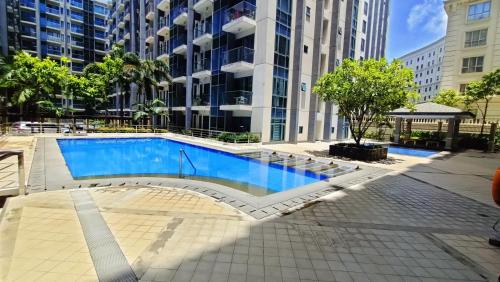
[360,39,365,52]
[303,45,308,53]
[462,56,484,73]
[362,20,367,33]
[301,82,307,91]
[306,6,311,21]
[468,1,491,21]
[465,29,487,47]
[299,126,303,134]
[363,2,368,15]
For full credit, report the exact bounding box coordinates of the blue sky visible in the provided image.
[386,0,447,60]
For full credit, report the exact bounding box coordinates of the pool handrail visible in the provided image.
[179,148,196,177]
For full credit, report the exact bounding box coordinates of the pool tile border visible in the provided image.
[28,137,391,219]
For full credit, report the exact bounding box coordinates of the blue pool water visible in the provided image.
[57,138,328,194]
[388,146,438,158]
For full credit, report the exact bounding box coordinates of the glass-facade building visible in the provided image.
[106,0,390,142]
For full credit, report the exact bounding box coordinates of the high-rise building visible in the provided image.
[399,37,446,102]
[107,0,390,143]
[0,0,109,72]
[441,0,500,120]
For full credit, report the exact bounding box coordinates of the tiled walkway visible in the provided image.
[1,173,500,281]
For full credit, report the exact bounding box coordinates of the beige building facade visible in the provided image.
[442,0,500,121]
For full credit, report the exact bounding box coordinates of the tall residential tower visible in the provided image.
[107,0,390,143]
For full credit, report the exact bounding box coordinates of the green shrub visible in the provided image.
[217,132,260,143]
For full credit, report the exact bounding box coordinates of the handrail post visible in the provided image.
[179,149,183,178]
[17,152,25,195]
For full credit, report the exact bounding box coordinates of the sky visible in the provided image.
[386,0,447,60]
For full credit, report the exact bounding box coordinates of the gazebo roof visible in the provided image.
[388,102,475,119]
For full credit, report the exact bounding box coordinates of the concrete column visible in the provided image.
[445,118,460,150]
[0,0,7,56]
[250,0,277,142]
[185,0,194,130]
[394,117,402,143]
[139,0,146,58]
[404,119,412,140]
[488,123,498,152]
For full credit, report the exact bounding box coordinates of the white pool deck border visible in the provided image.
[27,134,390,219]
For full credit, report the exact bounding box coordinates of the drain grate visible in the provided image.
[71,190,137,282]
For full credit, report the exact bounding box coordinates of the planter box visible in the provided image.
[329,144,387,161]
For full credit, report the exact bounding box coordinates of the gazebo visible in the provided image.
[388,102,475,150]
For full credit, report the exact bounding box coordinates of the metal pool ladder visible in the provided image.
[179,149,197,178]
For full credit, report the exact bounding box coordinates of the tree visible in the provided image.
[464,69,499,135]
[432,89,463,107]
[133,98,169,129]
[313,58,417,146]
[1,52,64,121]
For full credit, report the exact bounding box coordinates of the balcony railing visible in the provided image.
[171,67,187,78]
[21,15,36,22]
[46,6,59,14]
[71,0,83,9]
[46,34,61,42]
[158,16,169,29]
[158,43,169,55]
[224,1,256,24]
[71,14,84,22]
[71,40,84,47]
[192,93,210,106]
[47,48,61,56]
[71,26,84,34]
[146,27,154,38]
[21,29,36,37]
[170,3,187,24]
[20,0,35,8]
[46,20,60,28]
[194,20,211,38]
[72,53,84,59]
[222,90,252,106]
[194,58,211,73]
[170,34,187,50]
[223,47,254,65]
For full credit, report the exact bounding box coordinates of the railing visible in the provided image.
[222,46,254,65]
[170,34,187,50]
[46,20,60,28]
[46,6,59,14]
[21,15,36,22]
[178,148,196,177]
[20,0,35,8]
[71,26,84,34]
[146,27,154,38]
[193,58,211,73]
[192,93,210,106]
[158,43,169,56]
[171,66,187,78]
[158,16,169,30]
[222,90,252,105]
[71,0,83,8]
[168,126,261,144]
[46,34,61,42]
[194,20,212,38]
[0,150,26,196]
[145,3,154,14]
[71,40,84,47]
[171,3,187,22]
[224,1,256,24]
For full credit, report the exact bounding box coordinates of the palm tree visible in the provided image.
[133,98,169,130]
[135,59,170,127]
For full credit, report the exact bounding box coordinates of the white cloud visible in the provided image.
[407,0,447,35]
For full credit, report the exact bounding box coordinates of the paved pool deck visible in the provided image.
[0,134,499,281]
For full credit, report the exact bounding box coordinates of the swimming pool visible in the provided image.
[57,138,330,195]
[388,146,438,158]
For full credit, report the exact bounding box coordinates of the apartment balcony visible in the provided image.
[45,34,61,43]
[192,93,210,113]
[71,40,84,49]
[193,22,212,46]
[193,0,213,13]
[157,17,169,36]
[172,5,188,26]
[71,15,84,23]
[20,0,35,10]
[222,1,256,38]
[118,16,125,28]
[171,34,187,55]
[71,0,83,10]
[124,31,130,40]
[45,6,60,16]
[192,58,211,80]
[146,4,154,20]
[221,47,254,74]
[21,15,36,25]
[72,53,85,62]
[220,90,252,113]
[124,10,130,21]
[156,0,170,11]
[46,21,61,29]
[21,29,37,39]
[118,0,125,10]
[171,67,187,84]
[157,45,169,61]
[146,28,154,44]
